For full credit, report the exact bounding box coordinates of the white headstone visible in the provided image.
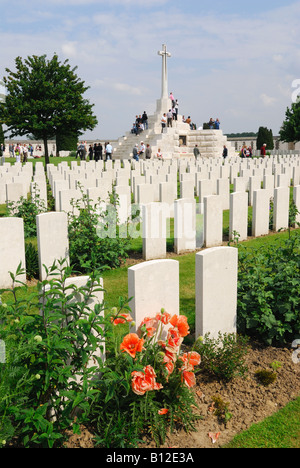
[174,198,196,254]
[293,185,300,227]
[142,203,167,260]
[252,190,270,237]
[195,247,238,340]
[36,212,69,281]
[0,218,26,288]
[204,195,223,247]
[128,259,179,333]
[273,186,290,232]
[229,191,248,241]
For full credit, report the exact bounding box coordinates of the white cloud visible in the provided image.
[61,42,78,59]
[1,1,300,139]
[260,94,277,107]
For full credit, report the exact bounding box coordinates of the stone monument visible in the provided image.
[112,45,235,160]
[156,44,172,114]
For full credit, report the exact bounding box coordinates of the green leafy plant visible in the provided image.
[211,395,233,427]
[67,185,130,274]
[237,231,300,345]
[193,332,249,382]
[25,242,39,280]
[255,369,277,387]
[0,260,105,448]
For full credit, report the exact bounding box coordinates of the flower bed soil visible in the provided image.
[65,341,300,448]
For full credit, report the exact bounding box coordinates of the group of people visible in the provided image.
[77,141,113,161]
[132,141,152,161]
[131,112,149,135]
[161,93,180,133]
[239,145,253,158]
[208,118,221,129]
[5,143,34,162]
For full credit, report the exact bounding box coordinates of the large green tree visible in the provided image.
[256,126,274,151]
[0,54,98,165]
[279,101,300,144]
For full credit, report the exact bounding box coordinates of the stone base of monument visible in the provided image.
[112,118,235,160]
[112,94,234,160]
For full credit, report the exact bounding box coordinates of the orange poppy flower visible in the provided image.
[138,317,158,337]
[165,327,183,354]
[120,333,144,358]
[180,351,201,370]
[155,311,171,325]
[182,370,196,388]
[112,312,133,326]
[170,315,190,337]
[158,408,169,415]
[131,365,163,395]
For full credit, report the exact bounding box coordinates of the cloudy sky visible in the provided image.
[1,0,300,140]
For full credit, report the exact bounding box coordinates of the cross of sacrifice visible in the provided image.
[158,44,171,100]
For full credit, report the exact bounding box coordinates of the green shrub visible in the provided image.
[0,260,105,448]
[193,332,249,382]
[67,186,130,274]
[237,231,300,345]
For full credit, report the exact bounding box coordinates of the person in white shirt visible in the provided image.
[167,110,173,127]
[139,142,145,159]
[161,114,167,133]
[22,144,28,162]
[105,142,113,161]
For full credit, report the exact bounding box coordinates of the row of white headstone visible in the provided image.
[0,213,237,341]
[2,155,300,259]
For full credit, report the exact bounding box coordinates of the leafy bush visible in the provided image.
[193,332,249,382]
[0,260,105,448]
[67,186,130,274]
[237,231,300,345]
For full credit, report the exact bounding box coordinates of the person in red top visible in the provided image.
[260,143,267,157]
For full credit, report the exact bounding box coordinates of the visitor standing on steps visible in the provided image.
[139,142,145,159]
[169,92,175,107]
[142,111,148,130]
[161,113,167,133]
[146,144,152,159]
[133,144,139,161]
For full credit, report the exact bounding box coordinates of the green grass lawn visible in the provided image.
[224,396,300,448]
[3,156,78,168]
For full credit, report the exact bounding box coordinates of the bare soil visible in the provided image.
[65,341,300,449]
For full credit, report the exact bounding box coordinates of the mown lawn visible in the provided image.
[224,396,300,448]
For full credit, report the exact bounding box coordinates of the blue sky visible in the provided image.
[1,0,300,140]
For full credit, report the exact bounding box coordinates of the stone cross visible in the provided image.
[158,44,171,99]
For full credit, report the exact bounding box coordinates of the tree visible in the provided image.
[279,101,300,144]
[0,54,98,165]
[56,130,78,156]
[256,126,274,151]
